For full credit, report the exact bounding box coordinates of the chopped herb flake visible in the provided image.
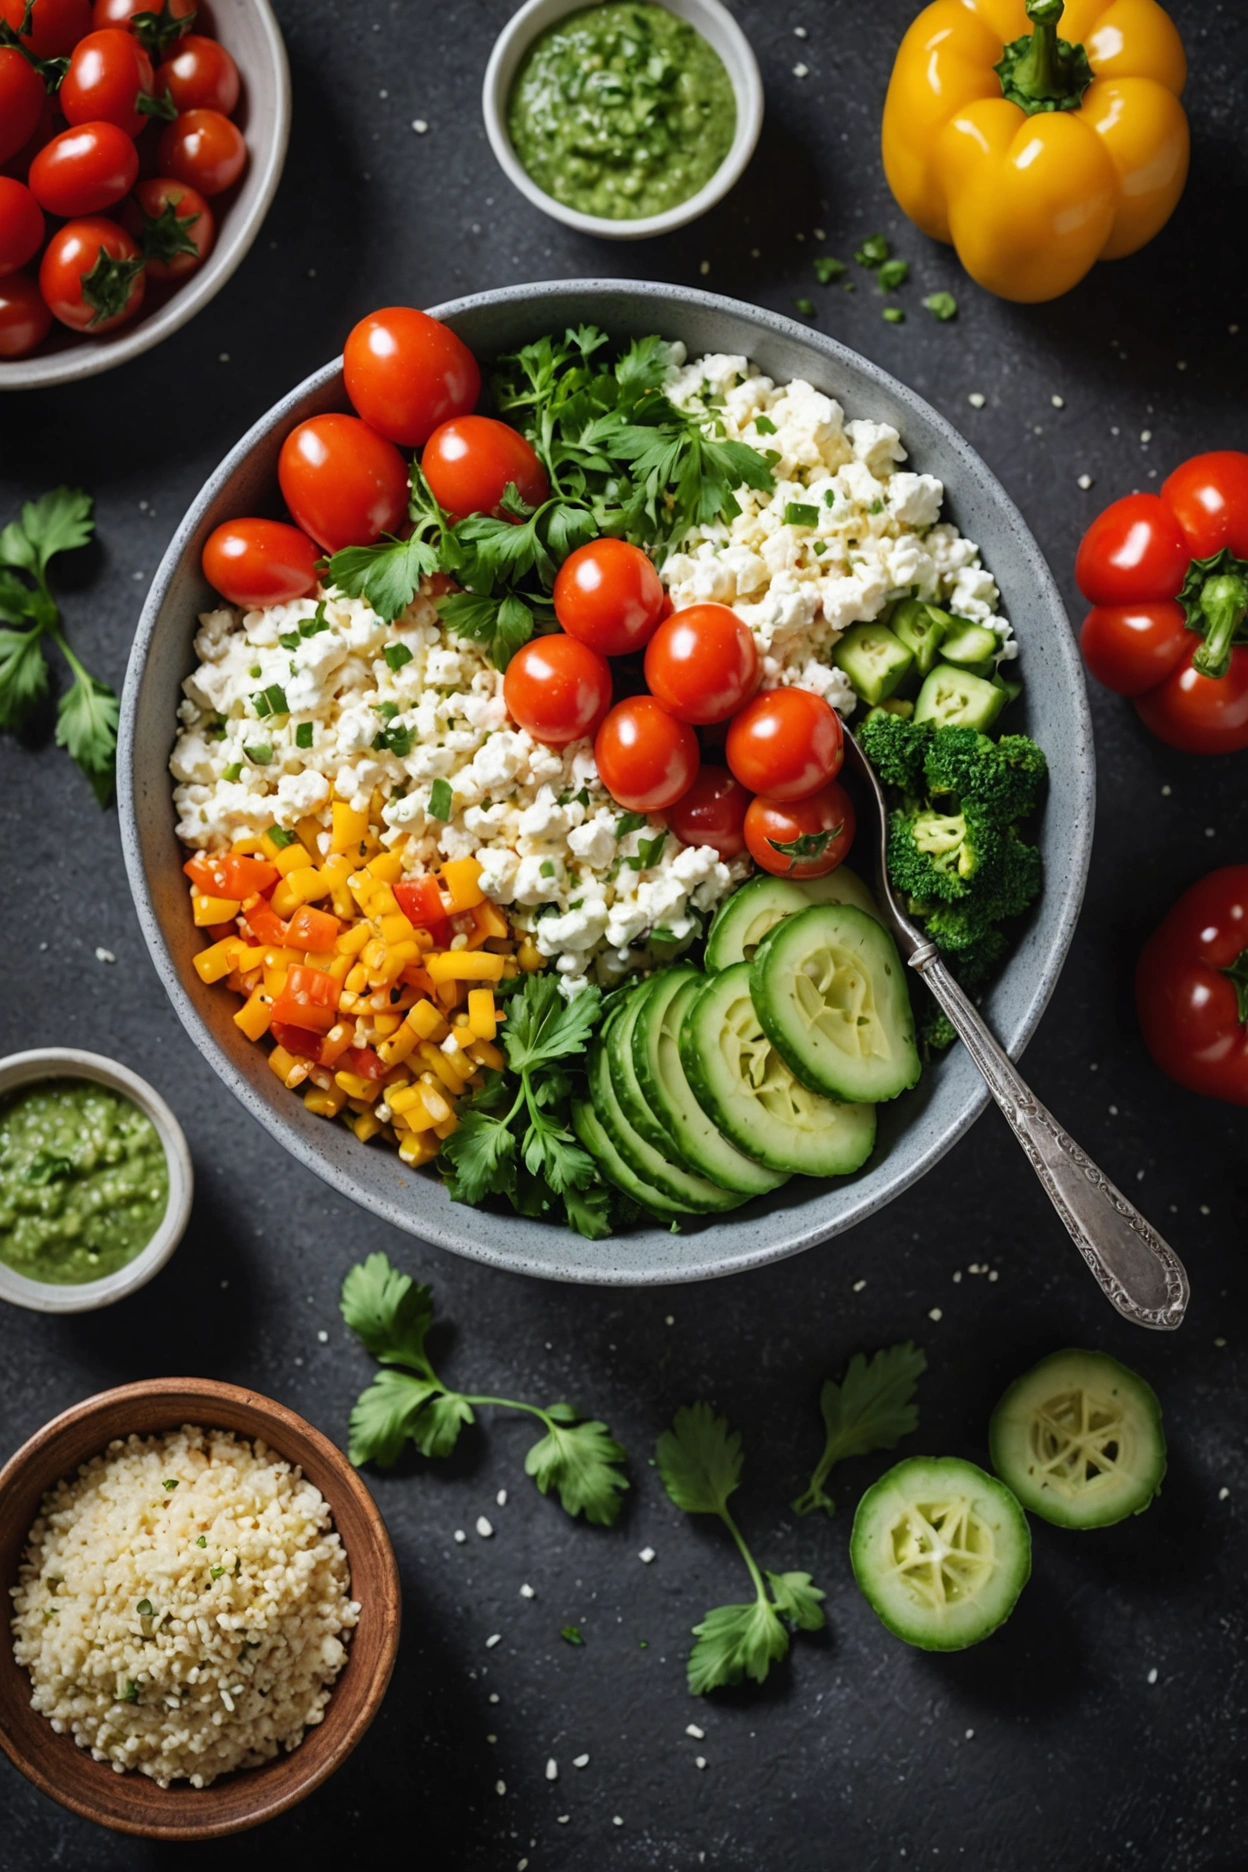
[136,1599,153,1616]
[561,1625,585,1646]
[855,234,890,268]
[814,255,847,285]
[278,632,300,650]
[244,743,272,765]
[384,642,413,671]
[753,414,777,435]
[196,1535,207,1548]
[883,307,905,324]
[923,291,958,322]
[120,1681,140,1704]
[428,777,453,821]
[295,722,314,748]
[616,811,649,838]
[265,824,295,848]
[299,602,330,636]
[794,297,816,317]
[210,1566,226,1580]
[823,488,836,508]
[162,1479,179,1490]
[877,258,910,292]
[784,501,820,528]
[221,762,242,782]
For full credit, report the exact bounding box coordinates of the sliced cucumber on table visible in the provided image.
[631,967,788,1197]
[751,904,921,1104]
[679,963,876,1178]
[591,1009,744,1215]
[705,866,882,972]
[850,1456,1032,1651]
[988,1349,1166,1529]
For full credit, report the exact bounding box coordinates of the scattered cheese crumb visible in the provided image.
[1051,394,1065,408]
[573,1753,590,1768]
[699,260,710,275]
[793,62,809,77]
[794,23,808,33]
[852,1278,867,1292]
[412,119,428,133]
[613,1816,624,1828]
[1140,428,1152,442]
[557,1815,569,1825]
[489,1692,500,1704]
[1077,474,1094,490]
[1147,1668,1158,1685]
[454,1529,466,1544]
[686,1723,705,1739]
[665,1315,675,1326]
[952,1271,963,1283]
[546,1758,558,1781]
[486,1634,501,1649]
[968,392,986,408]
[94,947,116,963]
[477,1516,494,1538]
[495,1780,506,1796]
[1219,1487,1230,1501]
[965,1728,975,1739]
[928,1307,943,1322]
[497,1488,508,1507]
[639,1547,656,1564]
[520,1583,535,1599]
[695,1756,708,1770]
[317,1330,328,1343]
[1214,1336,1227,1347]
[988,1270,998,1282]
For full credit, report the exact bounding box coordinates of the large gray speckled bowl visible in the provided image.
[119,281,1095,1286]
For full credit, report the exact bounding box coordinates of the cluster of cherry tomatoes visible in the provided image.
[199,303,855,881]
[0,0,246,357]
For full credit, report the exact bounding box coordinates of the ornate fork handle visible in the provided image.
[913,948,1189,1331]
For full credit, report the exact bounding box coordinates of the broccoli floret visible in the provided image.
[858,708,932,793]
[886,800,1006,904]
[923,726,1048,822]
[923,906,1011,985]
[918,1006,958,1055]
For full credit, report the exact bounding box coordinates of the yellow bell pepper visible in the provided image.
[882,0,1188,302]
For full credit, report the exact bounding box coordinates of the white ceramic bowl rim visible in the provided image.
[118,279,1095,1288]
[0,0,291,393]
[482,0,764,239]
[0,1049,193,1313]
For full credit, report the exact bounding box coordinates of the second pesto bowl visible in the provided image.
[482,0,764,239]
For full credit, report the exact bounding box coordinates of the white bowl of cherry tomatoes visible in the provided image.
[0,0,289,388]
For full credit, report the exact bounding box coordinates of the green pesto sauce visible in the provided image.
[508,2,737,220]
[0,1081,168,1285]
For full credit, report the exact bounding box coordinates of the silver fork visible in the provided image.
[839,727,1189,1331]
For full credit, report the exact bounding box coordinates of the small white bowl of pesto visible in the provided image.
[483,0,763,239]
[0,1050,193,1314]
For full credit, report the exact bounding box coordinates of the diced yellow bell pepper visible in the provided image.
[366,850,404,885]
[262,962,290,996]
[426,949,507,984]
[232,943,268,971]
[268,1045,310,1090]
[378,1024,420,1067]
[193,936,242,984]
[418,1041,466,1094]
[388,1083,426,1116]
[380,911,416,946]
[439,856,485,912]
[305,1082,349,1118]
[407,999,450,1043]
[471,900,509,941]
[234,987,272,1041]
[398,1129,440,1166]
[271,868,332,917]
[335,921,372,956]
[320,1022,354,1066]
[192,892,241,927]
[346,1107,386,1142]
[466,988,497,1041]
[416,1076,453,1124]
[370,883,400,918]
[467,1036,506,1073]
[295,815,324,857]
[272,840,317,878]
[372,1012,403,1038]
[433,1111,459,1140]
[331,799,370,855]
[334,1070,381,1101]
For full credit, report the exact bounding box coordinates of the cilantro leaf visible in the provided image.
[562,1179,614,1240]
[687,1598,788,1695]
[656,1401,742,1516]
[793,1342,926,1517]
[325,534,439,623]
[0,487,93,575]
[347,1368,442,1467]
[0,627,49,730]
[0,568,37,626]
[441,1103,518,1204]
[503,974,602,1075]
[524,1407,629,1525]
[409,1390,475,1459]
[339,1250,434,1370]
[765,1570,827,1631]
[55,673,118,805]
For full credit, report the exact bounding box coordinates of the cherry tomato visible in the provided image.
[553,538,664,657]
[421,415,549,521]
[1135,865,1248,1106]
[664,765,750,859]
[643,602,760,725]
[0,270,52,357]
[1,0,92,58]
[744,781,855,879]
[39,216,145,330]
[155,34,240,115]
[202,518,320,609]
[1133,650,1248,755]
[1160,452,1248,560]
[0,49,45,168]
[342,305,481,448]
[277,413,409,554]
[121,175,214,278]
[156,107,246,196]
[29,121,139,217]
[0,179,43,278]
[503,633,613,747]
[726,686,843,801]
[1078,600,1190,697]
[61,29,155,138]
[93,0,195,54]
[594,695,699,813]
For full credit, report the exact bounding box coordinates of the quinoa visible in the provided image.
[10,1426,359,1789]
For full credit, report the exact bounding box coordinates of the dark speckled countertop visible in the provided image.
[0,2,1246,1867]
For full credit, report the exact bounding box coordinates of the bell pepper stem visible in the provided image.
[1222,947,1248,1027]
[1012,0,1068,102]
[1192,572,1248,680]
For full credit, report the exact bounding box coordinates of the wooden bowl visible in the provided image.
[0,1379,401,1838]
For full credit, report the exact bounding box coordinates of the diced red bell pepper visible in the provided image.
[285,904,342,951]
[269,963,341,1033]
[394,875,449,933]
[342,1045,386,1080]
[270,1020,325,1060]
[184,851,279,897]
[241,901,291,946]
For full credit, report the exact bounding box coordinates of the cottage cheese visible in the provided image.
[170,349,1009,992]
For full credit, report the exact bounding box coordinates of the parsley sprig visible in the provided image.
[0,488,118,804]
[322,326,774,668]
[657,1402,826,1695]
[341,1253,629,1525]
[792,1343,926,1517]
[441,972,614,1238]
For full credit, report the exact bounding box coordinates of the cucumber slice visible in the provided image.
[679,963,876,1178]
[939,619,999,669]
[705,867,882,971]
[914,662,1005,731]
[609,977,697,1170]
[571,1095,683,1225]
[851,1456,1031,1651]
[830,622,913,705]
[632,968,789,1197]
[889,598,949,677]
[988,1349,1166,1529]
[592,1011,743,1215]
[751,904,921,1104]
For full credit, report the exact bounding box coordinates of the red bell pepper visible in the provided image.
[1076,451,1248,754]
[240,901,290,947]
[269,963,341,1033]
[285,904,341,952]
[1136,866,1248,1106]
[184,851,280,897]
[270,1019,325,1060]
[394,874,449,934]
[341,1045,386,1080]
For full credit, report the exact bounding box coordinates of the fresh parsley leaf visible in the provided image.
[347,1367,443,1467]
[524,1406,629,1525]
[55,673,118,806]
[339,1251,434,1369]
[503,974,601,1075]
[428,777,452,821]
[562,1179,614,1240]
[792,1342,926,1517]
[657,1401,742,1516]
[410,1390,475,1460]
[687,1597,789,1696]
[765,1569,827,1630]
[441,1101,518,1205]
[324,534,439,623]
[0,487,93,575]
[0,627,49,730]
